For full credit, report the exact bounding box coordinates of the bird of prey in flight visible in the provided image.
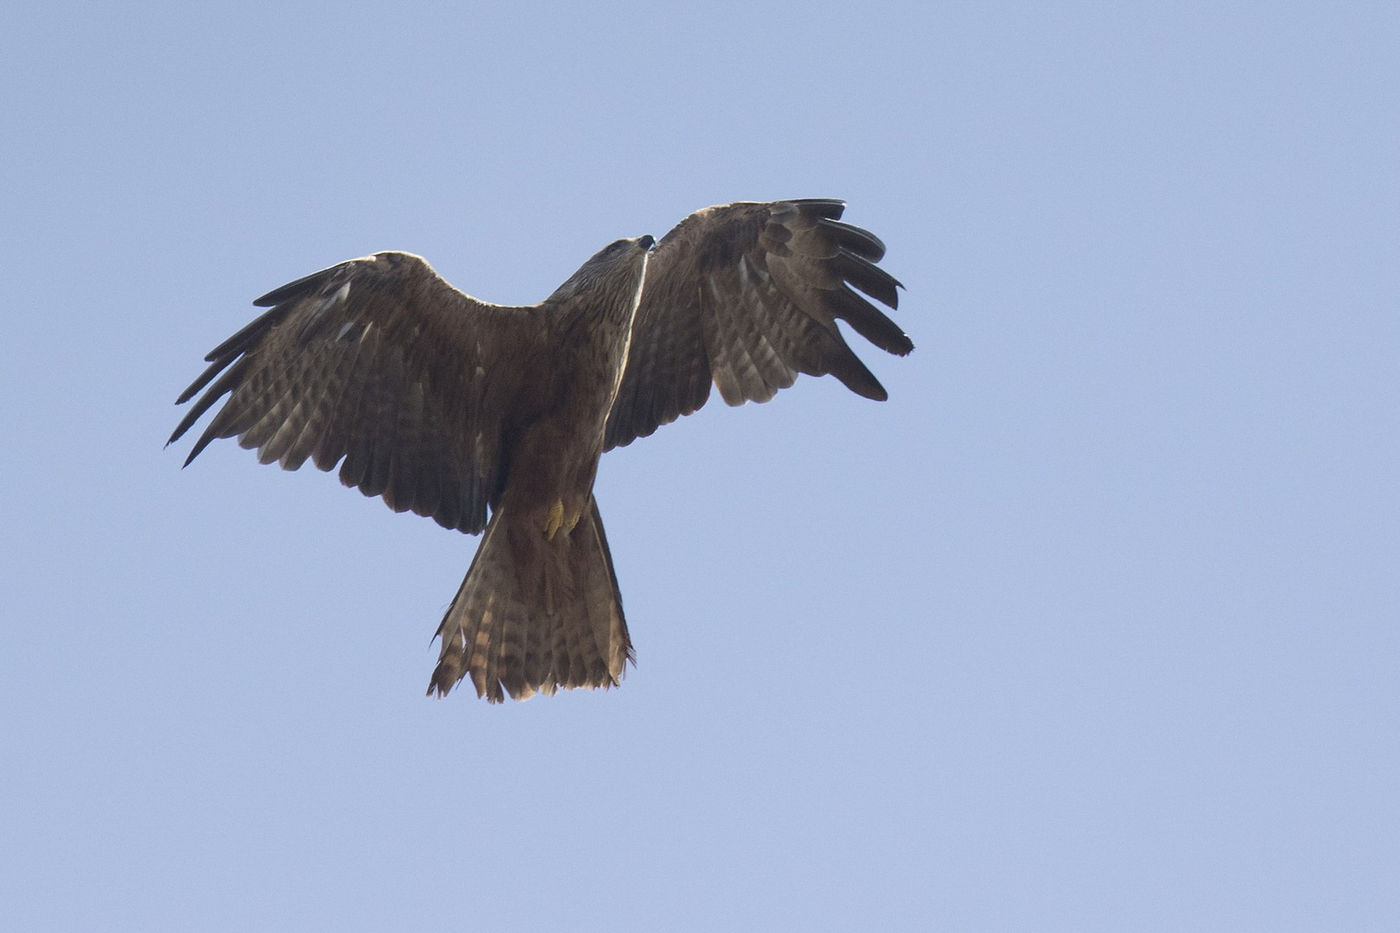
[169,199,912,701]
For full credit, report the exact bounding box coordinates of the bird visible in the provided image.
[169,198,912,702]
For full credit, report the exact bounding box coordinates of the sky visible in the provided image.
[2,2,1397,930]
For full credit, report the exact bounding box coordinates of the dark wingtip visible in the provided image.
[181,429,218,467]
[252,270,322,307]
[819,217,887,261]
[792,198,847,220]
[834,247,902,309]
[251,255,365,307]
[820,342,891,402]
[830,285,914,357]
[167,409,198,448]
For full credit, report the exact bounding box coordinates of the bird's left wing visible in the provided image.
[603,199,912,451]
[169,251,545,534]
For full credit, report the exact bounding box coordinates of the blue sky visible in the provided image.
[3,2,1397,930]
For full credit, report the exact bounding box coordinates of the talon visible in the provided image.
[543,499,565,540]
[563,507,583,536]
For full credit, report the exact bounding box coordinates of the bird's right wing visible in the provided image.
[169,251,546,534]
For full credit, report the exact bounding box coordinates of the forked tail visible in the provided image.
[427,496,633,702]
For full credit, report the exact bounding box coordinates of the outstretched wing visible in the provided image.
[169,251,546,534]
[603,199,912,451]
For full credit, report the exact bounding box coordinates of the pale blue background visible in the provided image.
[3,2,1396,930]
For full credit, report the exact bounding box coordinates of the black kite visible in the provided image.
[169,199,912,701]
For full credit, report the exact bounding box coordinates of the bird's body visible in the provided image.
[170,199,911,701]
[428,237,654,699]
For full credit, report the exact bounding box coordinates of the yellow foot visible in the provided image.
[543,499,565,541]
[542,499,583,541]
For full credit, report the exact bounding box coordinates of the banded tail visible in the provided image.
[428,497,633,702]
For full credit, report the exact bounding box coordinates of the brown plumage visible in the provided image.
[169,199,912,701]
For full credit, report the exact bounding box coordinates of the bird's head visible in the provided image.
[545,235,654,309]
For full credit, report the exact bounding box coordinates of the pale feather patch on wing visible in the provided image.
[704,256,796,406]
[328,280,351,308]
[293,278,355,344]
[734,254,799,397]
[334,319,368,342]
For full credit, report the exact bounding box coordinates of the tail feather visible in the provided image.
[428,497,632,702]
